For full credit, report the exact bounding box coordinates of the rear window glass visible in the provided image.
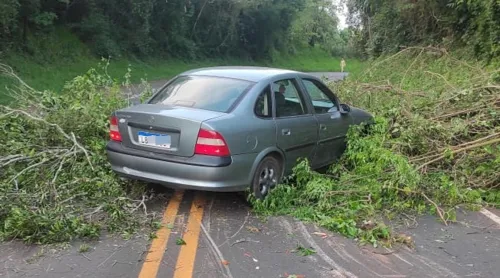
[148,75,254,112]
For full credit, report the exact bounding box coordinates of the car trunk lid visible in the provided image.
[114,104,225,157]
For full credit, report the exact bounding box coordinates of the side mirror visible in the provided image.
[339,103,351,114]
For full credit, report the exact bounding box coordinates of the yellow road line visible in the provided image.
[173,192,206,278]
[139,190,184,278]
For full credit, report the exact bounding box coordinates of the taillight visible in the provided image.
[194,129,230,156]
[109,116,122,142]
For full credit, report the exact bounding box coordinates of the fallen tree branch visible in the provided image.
[411,132,500,162]
[430,107,479,120]
[325,190,364,196]
[59,192,88,205]
[416,137,500,170]
[424,71,457,91]
[358,82,427,97]
[421,192,448,226]
[131,194,148,216]
[1,106,94,170]
[0,64,37,92]
[389,187,448,226]
[84,205,103,219]
[400,48,425,89]
[8,159,51,184]
[71,132,94,171]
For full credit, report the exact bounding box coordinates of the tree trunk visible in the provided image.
[22,15,28,46]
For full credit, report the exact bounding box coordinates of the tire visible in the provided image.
[251,156,283,200]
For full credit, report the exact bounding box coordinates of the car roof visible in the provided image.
[179,66,301,82]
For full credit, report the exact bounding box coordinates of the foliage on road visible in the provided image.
[0,61,158,243]
[251,47,499,246]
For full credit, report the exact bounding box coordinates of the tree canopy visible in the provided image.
[0,0,345,59]
[344,0,500,61]
[1,0,498,62]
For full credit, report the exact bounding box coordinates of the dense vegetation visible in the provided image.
[0,0,350,59]
[0,0,356,103]
[344,0,500,62]
[1,0,498,62]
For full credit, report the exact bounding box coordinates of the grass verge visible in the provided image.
[0,29,361,104]
[250,47,500,247]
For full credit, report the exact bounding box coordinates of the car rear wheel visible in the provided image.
[251,156,282,200]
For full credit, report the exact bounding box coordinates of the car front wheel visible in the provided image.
[251,156,282,200]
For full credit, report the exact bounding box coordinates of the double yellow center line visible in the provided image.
[138,190,206,278]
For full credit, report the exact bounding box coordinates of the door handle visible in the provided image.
[281,129,291,136]
[320,124,327,130]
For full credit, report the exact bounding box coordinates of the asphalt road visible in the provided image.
[1,189,499,278]
[1,72,499,278]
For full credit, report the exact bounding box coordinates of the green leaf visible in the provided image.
[176,238,186,245]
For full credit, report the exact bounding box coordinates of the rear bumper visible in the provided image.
[106,142,256,192]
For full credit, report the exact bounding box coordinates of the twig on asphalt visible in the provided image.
[361,247,400,255]
[81,253,92,261]
[217,210,250,248]
[131,194,148,216]
[204,195,215,233]
[422,192,448,226]
[200,222,234,278]
[230,238,261,246]
[97,248,120,268]
[84,205,104,220]
[112,260,133,266]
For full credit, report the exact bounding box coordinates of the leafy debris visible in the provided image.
[0,61,158,244]
[176,238,186,245]
[294,246,316,256]
[250,48,499,246]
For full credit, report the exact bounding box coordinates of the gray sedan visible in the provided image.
[106,67,372,199]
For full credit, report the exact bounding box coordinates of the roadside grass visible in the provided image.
[250,47,500,247]
[0,54,248,103]
[0,29,361,104]
[269,47,363,73]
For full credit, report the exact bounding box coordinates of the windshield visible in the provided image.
[148,75,254,112]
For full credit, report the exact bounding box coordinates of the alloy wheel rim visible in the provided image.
[258,164,276,195]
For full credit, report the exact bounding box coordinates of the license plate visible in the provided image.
[138,131,171,148]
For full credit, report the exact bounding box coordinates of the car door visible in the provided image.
[299,77,353,168]
[271,77,319,175]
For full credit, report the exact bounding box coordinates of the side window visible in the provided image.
[254,86,272,118]
[301,79,338,114]
[272,79,308,118]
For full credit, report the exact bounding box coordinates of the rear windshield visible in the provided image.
[148,75,254,112]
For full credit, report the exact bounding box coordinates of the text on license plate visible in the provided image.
[138,131,171,148]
